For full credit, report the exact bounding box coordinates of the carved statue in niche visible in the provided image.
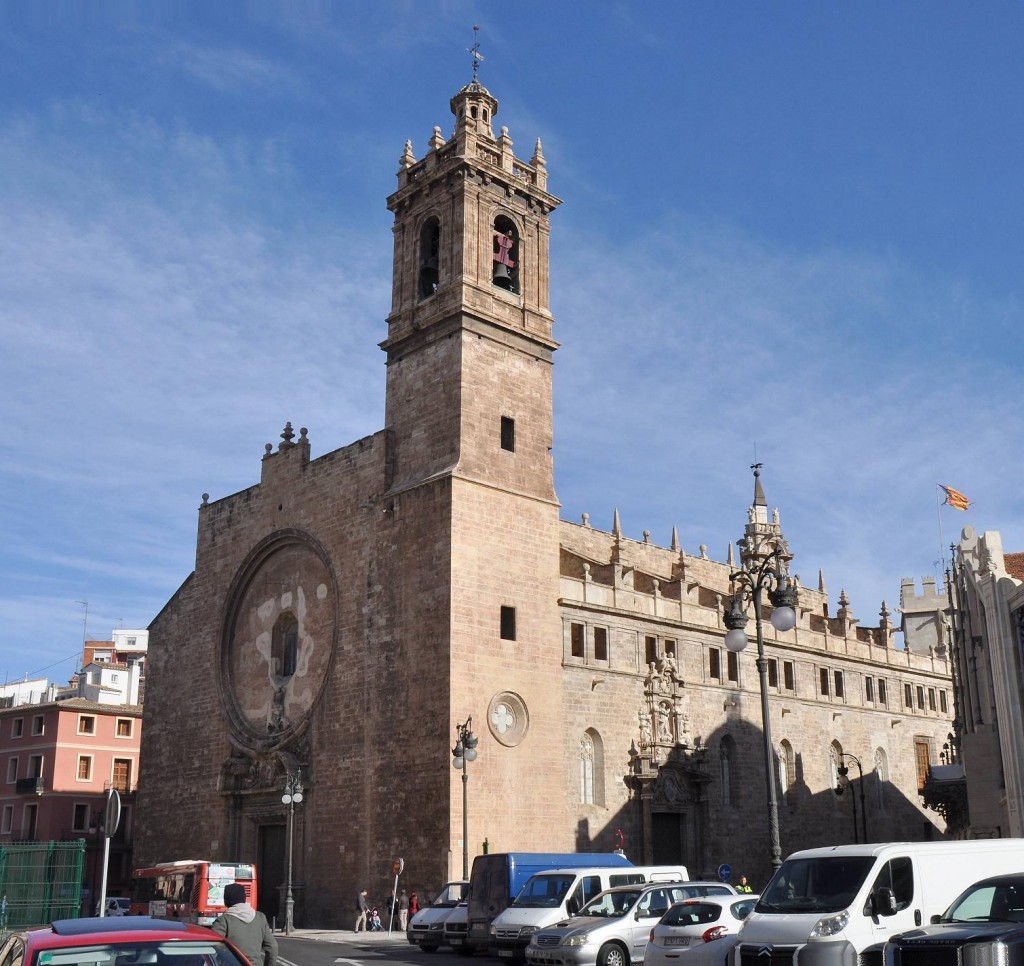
[656,700,673,742]
[268,686,290,734]
[672,694,690,747]
[638,709,652,749]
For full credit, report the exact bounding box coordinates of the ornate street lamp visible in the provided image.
[451,718,479,879]
[834,753,868,844]
[281,771,304,935]
[723,464,798,873]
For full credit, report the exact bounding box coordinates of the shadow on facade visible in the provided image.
[575,715,946,891]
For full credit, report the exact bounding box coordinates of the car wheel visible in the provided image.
[421,945,440,953]
[597,942,629,966]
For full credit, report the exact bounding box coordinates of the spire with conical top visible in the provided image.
[670,526,680,552]
[752,462,767,507]
[612,508,622,536]
[739,462,791,570]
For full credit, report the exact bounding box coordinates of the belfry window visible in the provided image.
[272,613,298,678]
[419,217,440,299]
[492,216,520,294]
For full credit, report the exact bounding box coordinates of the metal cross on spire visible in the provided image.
[468,24,484,81]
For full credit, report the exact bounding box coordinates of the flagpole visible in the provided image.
[935,484,946,572]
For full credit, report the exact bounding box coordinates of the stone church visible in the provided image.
[136,74,955,926]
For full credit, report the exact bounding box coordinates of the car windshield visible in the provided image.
[756,856,875,914]
[580,890,643,918]
[942,880,1024,924]
[33,941,245,966]
[433,883,467,907]
[514,874,576,908]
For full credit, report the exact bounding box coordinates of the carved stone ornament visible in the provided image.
[639,655,692,760]
[221,737,311,795]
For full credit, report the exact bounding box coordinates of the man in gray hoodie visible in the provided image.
[212,883,277,966]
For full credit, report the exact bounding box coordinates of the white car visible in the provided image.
[644,895,758,966]
[526,882,696,966]
[95,896,131,917]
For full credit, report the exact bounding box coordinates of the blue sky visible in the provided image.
[2,2,1022,683]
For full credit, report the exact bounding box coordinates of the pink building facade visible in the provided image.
[0,698,142,905]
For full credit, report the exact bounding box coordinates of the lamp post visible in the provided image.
[281,771,304,935]
[834,753,868,844]
[451,718,479,880]
[723,464,798,874]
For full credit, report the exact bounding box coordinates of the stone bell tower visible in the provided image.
[382,77,561,495]
[380,71,571,871]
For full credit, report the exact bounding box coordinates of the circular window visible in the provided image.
[488,691,529,747]
[221,529,338,750]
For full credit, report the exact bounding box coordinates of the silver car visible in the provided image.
[525,882,696,966]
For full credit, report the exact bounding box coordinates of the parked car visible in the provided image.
[644,895,759,966]
[883,873,1024,965]
[525,881,694,966]
[96,895,132,916]
[0,915,249,966]
[408,879,469,951]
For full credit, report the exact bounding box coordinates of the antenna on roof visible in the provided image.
[468,24,484,82]
[75,600,89,646]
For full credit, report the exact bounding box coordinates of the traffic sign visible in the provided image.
[104,789,121,838]
[718,863,732,882]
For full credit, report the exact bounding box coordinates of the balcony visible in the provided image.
[15,777,44,795]
[105,780,137,796]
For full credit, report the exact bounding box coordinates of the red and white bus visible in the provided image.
[130,860,258,927]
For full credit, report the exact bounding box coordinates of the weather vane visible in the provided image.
[468,24,484,82]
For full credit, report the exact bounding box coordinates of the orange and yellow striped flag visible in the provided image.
[940,485,971,511]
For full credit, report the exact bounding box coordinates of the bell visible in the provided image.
[492,263,513,289]
[419,257,439,296]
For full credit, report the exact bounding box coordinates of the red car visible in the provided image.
[0,915,251,966]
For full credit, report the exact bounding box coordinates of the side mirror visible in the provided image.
[870,887,898,917]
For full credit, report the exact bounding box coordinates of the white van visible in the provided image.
[490,865,689,960]
[734,840,1024,966]
[407,879,469,951]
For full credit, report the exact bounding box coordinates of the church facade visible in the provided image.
[136,77,954,926]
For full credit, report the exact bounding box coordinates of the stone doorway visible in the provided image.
[652,812,687,866]
[258,824,286,923]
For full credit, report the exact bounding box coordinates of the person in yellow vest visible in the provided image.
[736,875,753,893]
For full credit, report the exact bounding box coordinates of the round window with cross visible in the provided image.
[487,691,529,747]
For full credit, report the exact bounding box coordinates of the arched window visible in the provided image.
[492,215,520,294]
[419,217,440,298]
[720,736,736,806]
[580,729,605,806]
[272,613,298,678]
[874,748,889,811]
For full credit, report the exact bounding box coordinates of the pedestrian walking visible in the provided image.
[398,889,410,929]
[410,892,420,917]
[211,883,277,966]
[354,889,369,931]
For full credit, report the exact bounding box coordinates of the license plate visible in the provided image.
[450,938,463,946]
[665,938,691,947]
[498,951,514,958]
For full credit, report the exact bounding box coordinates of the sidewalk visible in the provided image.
[281,927,410,943]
